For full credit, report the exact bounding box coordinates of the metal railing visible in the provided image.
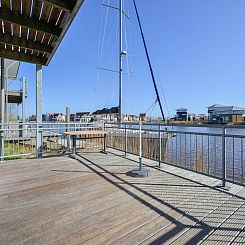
[105,122,245,187]
[0,122,102,160]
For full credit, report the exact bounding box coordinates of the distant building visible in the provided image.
[70,114,75,121]
[176,107,188,121]
[75,112,92,123]
[139,113,146,121]
[207,104,245,123]
[48,113,66,122]
[93,106,119,122]
[194,113,208,122]
[207,104,226,121]
[123,114,139,122]
[76,112,90,119]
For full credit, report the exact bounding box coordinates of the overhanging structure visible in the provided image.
[0,0,85,158]
[0,0,84,65]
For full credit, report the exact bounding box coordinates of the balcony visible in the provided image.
[0,122,245,244]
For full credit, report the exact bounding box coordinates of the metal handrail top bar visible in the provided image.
[105,122,245,129]
[105,125,245,138]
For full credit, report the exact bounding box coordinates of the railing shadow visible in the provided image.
[74,153,245,244]
[108,149,245,201]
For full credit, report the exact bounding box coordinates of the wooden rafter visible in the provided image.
[0,7,62,37]
[44,0,76,12]
[0,49,47,65]
[0,33,53,54]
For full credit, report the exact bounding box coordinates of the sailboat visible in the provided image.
[98,0,167,123]
[97,0,174,175]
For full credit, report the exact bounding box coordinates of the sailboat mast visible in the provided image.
[132,0,166,122]
[118,0,123,123]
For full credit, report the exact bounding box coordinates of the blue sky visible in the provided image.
[18,0,245,117]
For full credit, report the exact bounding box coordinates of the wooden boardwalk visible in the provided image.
[0,150,245,245]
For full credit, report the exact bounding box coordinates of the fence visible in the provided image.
[0,122,102,160]
[105,122,245,187]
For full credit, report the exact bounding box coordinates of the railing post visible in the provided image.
[139,122,142,170]
[36,64,42,158]
[222,126,226,187]
[124,124,127,157]
[0,58,5,162]
[66,107,70,151]
[158,124,162,167]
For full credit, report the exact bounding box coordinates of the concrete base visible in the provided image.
[127,168,150,178]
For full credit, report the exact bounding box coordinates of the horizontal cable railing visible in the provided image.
[105,122,245,187]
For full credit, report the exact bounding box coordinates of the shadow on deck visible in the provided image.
[0,150,245,244]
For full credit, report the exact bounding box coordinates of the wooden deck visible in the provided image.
[0,150,245,245]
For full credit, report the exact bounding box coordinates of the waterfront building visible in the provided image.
[207,104,245,123]
[48,113,66,122]
[209,105,245,123]
[139,113,146,121]
[176,107,188,121]
[207,104,226,121]
[92,106,119,122]
[123,114,139,122]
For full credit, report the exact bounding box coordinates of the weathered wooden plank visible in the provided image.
[0,153,244,245]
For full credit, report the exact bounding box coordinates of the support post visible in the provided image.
[72,136,76,158]
[22,77,26,123]
[36,64,42,158]
[17,103,19,121]
[124,124,127,157]
[0,58,5,161]
[5,77,8,123]
[127,122,150,177]
[222,127,226,187]
[158,124,162,167]
[66,107,70,151]
[139,122,142,170]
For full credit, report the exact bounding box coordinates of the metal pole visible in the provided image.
[5,77,8,123]
[158,124,162,167]
[222,126,226,187]
[72,136,76,158]
[22,77,26,123]
[118,0,123,123]
[66,107,71,151]
[17,103,19,121]
[36,64,42,158]
[139,122,142,170]
[124,123,127,157]
[0,58,5,161]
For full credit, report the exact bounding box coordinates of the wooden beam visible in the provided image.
[0,8,62,37]
[0,49,47,65]
[0,34,53,54]
[44,0,76,12]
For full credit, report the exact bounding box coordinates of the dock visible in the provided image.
[0,150,245,244]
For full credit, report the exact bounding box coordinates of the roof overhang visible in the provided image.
[0,0,84,66]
